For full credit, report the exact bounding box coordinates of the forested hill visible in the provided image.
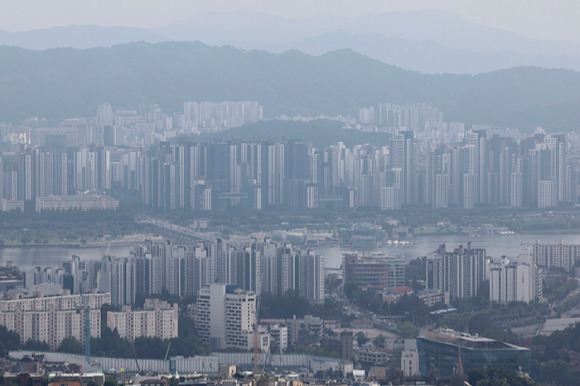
[2,41,580,130]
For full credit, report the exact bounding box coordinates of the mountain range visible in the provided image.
[2,42,580,131]
[1,10,580,74]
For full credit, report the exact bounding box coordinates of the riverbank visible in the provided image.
[0,233,155,249]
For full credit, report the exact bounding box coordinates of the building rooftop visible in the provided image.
[540,317,580,336]
[421,329,529,351]
[391,286,414,294]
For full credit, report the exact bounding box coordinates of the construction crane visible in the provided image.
[131,340,142,373]
[261,345,270,374]
[164,341,171,374]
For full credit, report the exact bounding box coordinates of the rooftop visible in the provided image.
[421,329,529,351]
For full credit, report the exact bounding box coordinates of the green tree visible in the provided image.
[373,334,386,348]
[343,281,360,300]
[104,377,118,386]
[405,257,426,284]
[58,337,83,354]
[398,321,418,339]
[23,340,50,351]
[356,332,368,347]
[325,274,339,292]
[0,325,21,354]
[469,367,539,386]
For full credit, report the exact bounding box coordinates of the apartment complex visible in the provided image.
[183,101,263,130]
[529,241,580,270]
[0,292,111,350]
[35,194,119,212]
[107,299,178,341]
[3,98,578,212]
[426,243,486,300]
[26,237,325,307]
[489,254,542,304]
[2,129,575,212]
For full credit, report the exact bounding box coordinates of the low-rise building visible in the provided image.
[269,324,288,353]
[35,194,119,212]
[286,315,323,344]
[0,199,24,212]
[418,290,447,307]
[401,340,420,377]
[416,329,531,377]
[321,330,354,361]
[355,347,389,366]
[343,254,389,290]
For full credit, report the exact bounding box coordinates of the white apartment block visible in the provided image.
[35,194,119,212]
[196,284,259,351]
[107,299,178,341]
[269,324,288,353]
[0,292,111,312]
[537,180,557,209]
[0,292,110,350]
[489,254,541,304]
[401,349,420,377]
[529,242,580,270]
[0,199,24,212]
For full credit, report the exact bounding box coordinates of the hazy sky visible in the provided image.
[1,0,579,42]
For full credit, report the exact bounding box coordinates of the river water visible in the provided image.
[0,233,578,270]
[312,233,580,269]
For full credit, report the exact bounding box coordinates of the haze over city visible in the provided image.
[1,1,580,385]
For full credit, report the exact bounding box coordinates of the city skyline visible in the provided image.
[0,100,574,213]
[0,2,578,382]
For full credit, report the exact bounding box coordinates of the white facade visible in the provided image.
[538,180,557,208]
[196,284,258,351]
[306,186,319,209]
[107,299,178,341]
[257,240,325,305]
[401,349,419,377]
[0,292,111,312]
[489,254,540,304]
[530,242,580,270]
[269,324,288,353]
[183,101,263,130]
[0,292,109,350]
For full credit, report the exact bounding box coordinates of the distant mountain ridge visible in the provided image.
[1,42,580,131]
[154,9,574,54]
[257,30,580,75]
[0,25,167,50]
[2,10,580,74]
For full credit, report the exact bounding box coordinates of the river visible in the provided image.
[312,233,580,269]
[0,233,578,270]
